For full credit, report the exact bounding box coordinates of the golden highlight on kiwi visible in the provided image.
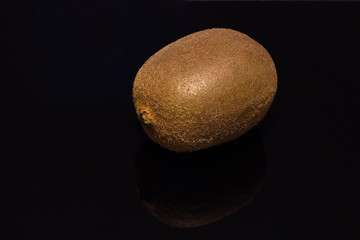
[133,28,277,152]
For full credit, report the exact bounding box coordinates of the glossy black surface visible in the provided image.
[136,129,265,228]
[4,1,360,239]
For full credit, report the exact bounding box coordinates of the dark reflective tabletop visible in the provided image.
[4,1,360,239]
[136,129,266,228]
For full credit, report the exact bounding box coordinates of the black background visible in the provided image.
[3,0,360,239]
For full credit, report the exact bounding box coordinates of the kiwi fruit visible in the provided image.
[133,28,277,152]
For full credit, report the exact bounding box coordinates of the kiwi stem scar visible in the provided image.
[139,109,152,126]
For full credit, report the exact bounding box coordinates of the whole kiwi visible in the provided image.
[133,28,277,152]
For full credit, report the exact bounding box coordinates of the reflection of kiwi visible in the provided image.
[133,28,277,152]
[135,129,266,228]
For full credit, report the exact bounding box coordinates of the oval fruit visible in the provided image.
[133,28,277,152]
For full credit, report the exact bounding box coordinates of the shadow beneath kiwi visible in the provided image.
[134,128,266,228]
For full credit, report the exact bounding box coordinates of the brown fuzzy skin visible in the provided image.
[133,28,277,152]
